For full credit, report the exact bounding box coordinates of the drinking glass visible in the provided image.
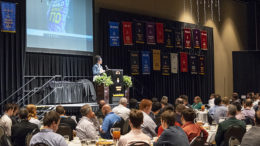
[110,128,121,140]
[201,105,205,111]
[64,135,70,144]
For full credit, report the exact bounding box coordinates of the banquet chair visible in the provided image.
[0,126,12,146]
[112,117,125,134]
[32,143,49,146]
[190,132,205,146]
[56,123,73,141]
[26,128,40,146]
[229,136,241,146]
[129,141,150,146]
[243,116,255,126]
[223,125,246,146]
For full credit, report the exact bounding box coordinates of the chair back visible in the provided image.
[122,118,130,135]
[224,125,246,146]
[32,143,49,146]
[26,128,40,146]
[229,137,241,146]
[128,141,150,146]
[243,116,255,126]
[0,126,5,140]
[56,123,73,141]
[0,125,12,146]
[112,118,125,134]
[190,132,205,146]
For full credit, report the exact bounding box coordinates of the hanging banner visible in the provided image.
[146,22,156,44]
[190,55,198,75]
[135,22,145,44]
[142,51,151,75]
[201,31,208,50]
[161,53,170,76]
[170,53,178,74]
[109,21,120,46]
[122,21,133,45]
[175,30,182,49]
[130,51,140,75]
[165,28,174,48]
[1,2,16,33]
[199,55,206,75]
[156,23,164,44]
[152,49,161,71]
[180,52,188,72]
[184,28,192,49]
[193,29,200,49]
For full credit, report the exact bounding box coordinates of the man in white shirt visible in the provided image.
[76,104,100,140]
[112,98,130,121]
[118,109,151,146]
[1,103,14,136]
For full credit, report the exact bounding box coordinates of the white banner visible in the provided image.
[170,53,178,74]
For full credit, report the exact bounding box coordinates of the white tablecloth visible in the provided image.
[206,130,217,143]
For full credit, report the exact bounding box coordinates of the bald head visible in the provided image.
[99,100,106,109]
[255,110,260,125]
[102,104,111,116]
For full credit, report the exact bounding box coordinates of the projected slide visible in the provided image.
[26,0,93,53]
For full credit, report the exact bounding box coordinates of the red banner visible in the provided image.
[184,28,192,49]
[122,21,133,45]
[201,31,208,50]
[156,23,164,43]
[180,52,188,72]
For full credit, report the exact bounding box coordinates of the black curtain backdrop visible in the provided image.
[233,51,260,95]
[99,9,215,104]
[0,0,25,108]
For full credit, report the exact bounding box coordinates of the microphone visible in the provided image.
[105,65,109,70]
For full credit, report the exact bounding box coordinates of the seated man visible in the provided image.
[112,98,130,121]
[181,108,208,142]
[151,101,162,126]
[139,99,157,138]
[11,108,39,146]
[215,105,246,146]
[101,104,121,139]
[76,104,100,140]
[1,103,14,136]
[30,111,68,146]
[209,97,222,118]
[242,99,255,120]
[95,100,106,124]
[213,96,229,123]
[118,109,151,146]
[56,105,77,130]
[154,110,189,146]
[241,110,260,146]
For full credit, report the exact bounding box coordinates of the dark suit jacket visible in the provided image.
[60,116,77,130]
[11,120,39,146]
[154,126,190,146]
[215,117,246,146]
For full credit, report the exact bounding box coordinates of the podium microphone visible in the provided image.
[105,65,109,70]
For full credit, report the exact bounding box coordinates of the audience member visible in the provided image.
[11,104,19,125]
[151,101,162,126]
[129,98,138,109]
[175,104,186,126]
[231,92,241,104]
[112,98,130,121]
[139,99,157,138]
[175,98,184,106]
[253,93,260,107]
[214,96,229,123]
[241,110,260,146]
[30,111,68,146]
[192,96,203,110]
[215,105,246,146]
[181,108,208,142]
[95,100,106,124]
[76,104,100,140]
[152,97,158,103]
[56,105,77,130]
[101,104,121,139]
[160,98,168,109]
[242,99,255,120]
[154,110,189,146]
[1,103,14,136]
[232,102,245,120]
[118,109,151,146]
[208,93,216,108]
[11,108,39,146]
[180,95,191,108]
[27,104,41,128]
[208,96,222,119]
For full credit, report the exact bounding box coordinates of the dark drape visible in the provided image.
[99,9,214,104]
[0,0,25,108]
[233,51,260,95]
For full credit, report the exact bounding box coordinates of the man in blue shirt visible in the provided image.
[100,104,121,139]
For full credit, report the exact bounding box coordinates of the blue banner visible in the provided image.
[109,21,120,46]
[1,2,16,33]
[142,51,151,75]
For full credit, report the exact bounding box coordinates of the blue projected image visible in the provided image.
[26,0,93,53]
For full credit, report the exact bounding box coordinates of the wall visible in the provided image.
[94,0,248,98]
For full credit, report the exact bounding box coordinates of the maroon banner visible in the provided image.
[122,21,133,45]
[180,52,188,72]
[146,22,156,44]
[156,23,164,44]
[193,29,200,49]
[201,31,208,50]
[184,28,192,49]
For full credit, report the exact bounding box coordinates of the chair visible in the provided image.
[243,116,255,126]
[122,118,130,135]
[56,123,73,141]
[190,132,205,146]
[0,126,5,140]
[32,143,49,146]
[112,117,125,134]
[128,141,150,146]
[223,125,246,146]
[26,128,40,146]
[0,125,12,146]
